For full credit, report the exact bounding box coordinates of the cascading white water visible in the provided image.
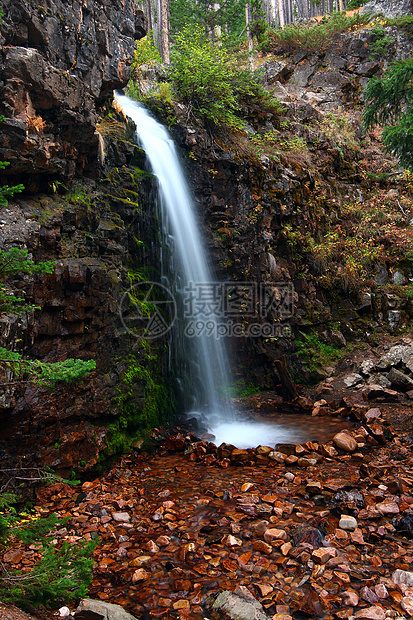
[115,94,234,423]
[115,94,301,449]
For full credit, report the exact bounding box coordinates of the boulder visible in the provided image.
[74,599,137,620]
[361,0,412,19]
[212,590,270,620]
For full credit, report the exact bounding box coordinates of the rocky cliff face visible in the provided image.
[164,21,413,387]
[0,0,145,186]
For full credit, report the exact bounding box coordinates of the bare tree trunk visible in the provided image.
[160,0,169,64]
[277,0,285,27]
[338,0,344,10]
[245,3,254,67]
[214,2,222,38]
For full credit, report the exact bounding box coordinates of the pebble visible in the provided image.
[132,568,150,582]
[112,512,130,522]
[333,432,357,453]
[377,502,400,515]
[339,514,358,531]
[311,547,337,564]
[263,528,288,544]
[354,606,386,620]
[342,589,359,606]
[393,570,413,587]
[401,597,413,616]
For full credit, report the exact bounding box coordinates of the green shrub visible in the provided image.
[0,492,96,610]
[132,32,162,69]
[262,11,372,52]
[168,24,278,128]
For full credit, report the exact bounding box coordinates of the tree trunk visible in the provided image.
[274,356,298,401]
[277,0,285,28]
[160,0,170,64]
[245,3,254,67]
[338,0,344,10]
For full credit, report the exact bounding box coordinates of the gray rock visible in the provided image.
[361,0,412,19]
[388,368,413,390]
[75,599,138,620]
[388,310,401,330]
[212,590,269,620]
[376,345,413,370]
[343,373,363,388]
[360,359,376,376]
[393,270,407,285]
[368,373,392,388]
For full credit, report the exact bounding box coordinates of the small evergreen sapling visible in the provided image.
[0,492,96,609]
[363,58,413,170]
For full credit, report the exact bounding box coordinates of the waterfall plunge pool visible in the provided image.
[189,409,352,449]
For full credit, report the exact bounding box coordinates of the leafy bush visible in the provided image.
[168,24,279,128]
[262,11,372,52]
[132,32,162,69]
[0,493,96,610]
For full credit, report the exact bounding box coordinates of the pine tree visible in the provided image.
[363,58,413,170]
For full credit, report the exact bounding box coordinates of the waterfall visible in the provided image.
[115,93,234,429]
[115,94,299,449]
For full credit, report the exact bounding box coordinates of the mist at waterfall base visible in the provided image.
[115,93,303,450]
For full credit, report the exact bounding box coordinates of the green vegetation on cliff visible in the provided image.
[363,57,413,170]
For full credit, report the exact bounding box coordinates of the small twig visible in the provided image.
[397,198,408,219]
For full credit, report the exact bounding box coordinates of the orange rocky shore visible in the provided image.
[3,395,413,620]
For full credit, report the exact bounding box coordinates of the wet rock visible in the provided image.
[292,526,324,548]
[212,589,269,620]
[339,515,358,531]
[74,599,138,620]
[401,596,413,616]
[393,570,413,587]
[342,589,359,606]
[263,528,288,544]
[333,432,357,453]
[353,607,386,620]
[311,547,337,564]
[360,586,379,604]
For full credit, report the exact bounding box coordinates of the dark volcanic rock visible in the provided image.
[0,0,145,183]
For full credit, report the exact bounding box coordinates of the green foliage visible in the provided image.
[132,32,162,68]
[385,15,413,38]
[0,248,96,386]
[346,0,367,8]
[168,25,278,128]
[0,248,54,315]
[108,346,172,457]
[369,27,394,59]
[0,350,96,388]
[294,332,342,382]
[225,379,261,398]
[262,11,371,52]
[0,116,24,206]
[0,493,96,610]
[363,58,413,169]
[169,0,246,41]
